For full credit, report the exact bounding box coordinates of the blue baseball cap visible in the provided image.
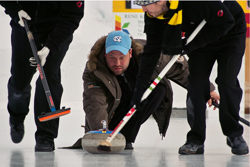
[105,31,132,55]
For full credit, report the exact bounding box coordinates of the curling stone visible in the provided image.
[82,130,126,154]
[82,120,126,154]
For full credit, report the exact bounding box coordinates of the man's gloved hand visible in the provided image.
[130,87,148,111]
[182,38,199,56]
[29,47,50,67]
[18,10,31,27]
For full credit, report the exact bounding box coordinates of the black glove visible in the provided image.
[182,38,199,56]
[130,87,148,111]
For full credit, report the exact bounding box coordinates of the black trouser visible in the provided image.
[8,21,72,144]
[186,31,245,144]
[109,83,166,143]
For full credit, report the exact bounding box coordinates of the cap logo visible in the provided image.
[113,36,122,42]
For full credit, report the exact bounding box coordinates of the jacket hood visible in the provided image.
[87,35,144,72]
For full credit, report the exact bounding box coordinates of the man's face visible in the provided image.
[141,1,167,18]
[105,49,132,75]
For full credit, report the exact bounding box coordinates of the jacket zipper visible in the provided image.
[121,73,133,93]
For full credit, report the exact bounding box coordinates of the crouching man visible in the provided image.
[82,31,218,150]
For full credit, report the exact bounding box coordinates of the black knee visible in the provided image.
[8,83,31,115]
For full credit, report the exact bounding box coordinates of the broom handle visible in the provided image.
[141,19,206,101]
[105,20,207,144]
[212,101,250,127]
[23,18,56,112]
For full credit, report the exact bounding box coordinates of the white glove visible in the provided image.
[29,47,50,67]
[18,10,31,27]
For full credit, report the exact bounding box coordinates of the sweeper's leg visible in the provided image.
[34,35,73,151]
[8,21,36,143]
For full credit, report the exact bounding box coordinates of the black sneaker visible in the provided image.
[125,142,134,150]
[227,136,249,155]
[179,142,204,155]
[10,121,24,143]
[35,140,55,152]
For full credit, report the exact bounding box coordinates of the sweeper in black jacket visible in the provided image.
[0,1,84,152]
[133,0,248,155]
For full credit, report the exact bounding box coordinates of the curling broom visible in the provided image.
[23,18,70,122]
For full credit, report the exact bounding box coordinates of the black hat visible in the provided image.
[133,0,160,6]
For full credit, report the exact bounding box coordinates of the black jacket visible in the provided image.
[136,1,246,89]
[0,1,84,55]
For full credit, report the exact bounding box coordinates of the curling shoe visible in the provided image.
[179,141,204,155]
[125,142,134,150]
[10,121,24,143]
[227,136,249,155]
[35,140,55,152]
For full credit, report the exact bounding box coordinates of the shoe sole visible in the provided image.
[227,139,249,155]
[11,132,24,143]
[178,148,204,155]
[10,126,24,143]
[35,148,54,152]
[35,145,55,152]
[124,147,134,150]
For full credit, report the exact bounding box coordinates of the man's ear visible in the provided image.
[129,48,132,58]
